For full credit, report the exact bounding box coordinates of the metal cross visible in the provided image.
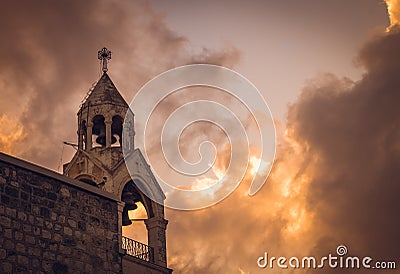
[98,47,112,73]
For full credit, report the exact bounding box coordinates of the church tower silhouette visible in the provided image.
[63,48,171,273]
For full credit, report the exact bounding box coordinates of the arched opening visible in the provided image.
[122,201,148,244]
[120,180,154,261]
[92,115,106,147]
[111,115,123,147]
[119,179,167,266]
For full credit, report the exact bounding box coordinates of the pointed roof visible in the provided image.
[82,73,128,108]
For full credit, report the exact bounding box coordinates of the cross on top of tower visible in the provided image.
[98,47,112,73]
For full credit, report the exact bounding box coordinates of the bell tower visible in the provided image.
[64,48,171,273]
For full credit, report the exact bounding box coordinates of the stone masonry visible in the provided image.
[0,152,121,274]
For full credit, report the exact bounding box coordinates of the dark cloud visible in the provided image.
[286,26,400,272]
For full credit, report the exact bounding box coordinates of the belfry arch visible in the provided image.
[111,115,123,147]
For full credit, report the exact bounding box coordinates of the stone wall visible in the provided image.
[0,153,121,274]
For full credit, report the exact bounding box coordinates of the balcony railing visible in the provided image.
[122,236,154,263]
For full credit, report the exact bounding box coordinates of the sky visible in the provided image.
[1,0,400,273]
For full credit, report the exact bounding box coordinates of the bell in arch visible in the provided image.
[95,126,117,146]
[92,115,117,147]
[122,203,138,226]
[121,189,140,226]
[95,125,106,146]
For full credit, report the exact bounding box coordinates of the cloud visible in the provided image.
[285,26,400,273]
[385,0,400,28]
[0,0,240,170]
[166,11,400,274]
[165,129,315,273]
[0,114,26,154]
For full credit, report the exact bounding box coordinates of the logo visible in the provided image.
[123,64,276,210]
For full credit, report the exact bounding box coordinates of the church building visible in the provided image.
[0,48,172,274]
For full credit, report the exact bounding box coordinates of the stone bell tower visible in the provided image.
[63,48,171,273]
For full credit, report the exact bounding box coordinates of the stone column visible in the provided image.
[86,122,93,150]
[123,112,135,152]
[105,119,112,148]
[145,217,168,267]
[117,201,125,254]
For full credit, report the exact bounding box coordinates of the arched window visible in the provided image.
[92,115,106,147]
[111,115,123,147]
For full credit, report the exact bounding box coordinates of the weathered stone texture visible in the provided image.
[0,160,121,273]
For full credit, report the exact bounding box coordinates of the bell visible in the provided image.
[96,126,106,146]
[122,206,131,226]
[95,127,117,146]
[111,135,117,145]
[122,202,138,226]
[126,203,138,211]
[122,190,139,204]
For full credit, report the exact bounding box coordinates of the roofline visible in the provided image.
[78,102,129,113]
[0,152,119,202]
[79,72,129,109]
